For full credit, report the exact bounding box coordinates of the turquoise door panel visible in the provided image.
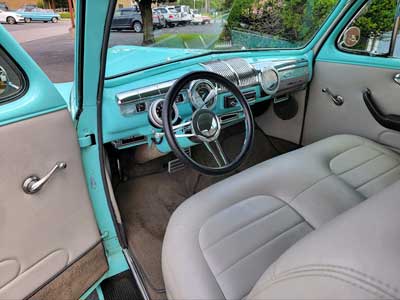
[0,25,66,126]
[317,0,400,70]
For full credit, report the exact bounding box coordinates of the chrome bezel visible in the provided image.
[190,109,222,143]
[258,66,280,95]
[148,99,179,128]
[188,79,218,110]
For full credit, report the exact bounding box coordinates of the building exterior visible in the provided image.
[117,0,133,8]
[4,0,36,10]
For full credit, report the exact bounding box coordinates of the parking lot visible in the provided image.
[3,20,223,83]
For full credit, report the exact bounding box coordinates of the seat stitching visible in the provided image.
[288,174,334,204]
[250,273,390,299]
[277,267,398,297]
[333,153,384,176]
[271,264,399,295]
[214,221,305,277]
[354,164,400,190]
[328,142,367,170]
[201,204,287,251]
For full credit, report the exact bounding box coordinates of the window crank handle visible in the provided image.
[322,88,344,106]
[22,162,67,194]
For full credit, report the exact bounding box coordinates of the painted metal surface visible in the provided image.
[0,24,66,126]
[74,1,129,296]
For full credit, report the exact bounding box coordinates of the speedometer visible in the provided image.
[188,79,217,109]
[259,67,280,95]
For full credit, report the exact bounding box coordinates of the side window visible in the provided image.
[0,48,26,104]
[338,0,399,57]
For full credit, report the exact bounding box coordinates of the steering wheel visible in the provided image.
[162,71,254,176]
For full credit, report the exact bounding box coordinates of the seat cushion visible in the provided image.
[247,181,400,300]
[162,135,400,300]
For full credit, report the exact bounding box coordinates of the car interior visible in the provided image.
[1,0,399,299]
[100,1,400,299]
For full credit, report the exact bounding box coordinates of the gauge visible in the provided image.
[259,67,280,95]
[188,79,217,110]
[148,99,178,128]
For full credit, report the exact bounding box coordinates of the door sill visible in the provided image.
[123,248,150,300]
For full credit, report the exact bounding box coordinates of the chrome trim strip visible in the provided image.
[123,248,150,300]
[116,79,176,105]
[390,15,400,57]
[276,62,308,72]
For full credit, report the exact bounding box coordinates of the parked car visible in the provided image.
[154,6,180,27]
[175,5,192,25]
[112,7,142,32]
[190,9,203,25]
[0,9,24,24]
[111,7,166,32]
[152,9,166,29]
[16,8,60,23]
[190,9,211,25]
[201,15,211,24]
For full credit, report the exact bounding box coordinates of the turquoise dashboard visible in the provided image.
[102,54,312,153]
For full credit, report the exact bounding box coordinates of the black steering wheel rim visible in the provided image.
[162,71,254,176]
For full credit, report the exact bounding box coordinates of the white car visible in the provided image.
[0,9,24,24]
[190,9,205,25]
[175,5,192,25]
[154,7,180,27]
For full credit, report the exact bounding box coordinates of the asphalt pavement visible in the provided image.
[3,20,222,82]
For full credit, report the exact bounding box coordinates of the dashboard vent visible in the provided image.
[201,58,258,87]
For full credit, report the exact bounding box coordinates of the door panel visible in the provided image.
[303,62,400,148]
[0,109,106,299]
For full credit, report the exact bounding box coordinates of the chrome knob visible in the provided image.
[394,73,400,86]
[22,162,67,194]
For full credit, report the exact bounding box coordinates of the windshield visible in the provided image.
[106,0,340,77]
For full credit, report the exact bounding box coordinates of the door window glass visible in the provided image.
[338,0,398,57]
[0,48,26,103]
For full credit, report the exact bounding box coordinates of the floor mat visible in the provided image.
[116,129,293,299]
[101,271,143,300]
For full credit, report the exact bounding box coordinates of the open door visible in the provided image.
[0,24,108,300]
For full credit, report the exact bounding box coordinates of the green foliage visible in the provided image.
[225,0,338,44]
[354,0,397,36]
[36,0,45,8]
[226,0,256,29]
[59,12,70,19]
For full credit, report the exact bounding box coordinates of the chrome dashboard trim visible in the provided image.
[116,58,310,115]
[116,79,176,105]
[201,58,258,88]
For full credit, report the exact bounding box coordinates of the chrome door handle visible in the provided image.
[322,88,344,106]
[394,74,400,86]
[22,162,67,194]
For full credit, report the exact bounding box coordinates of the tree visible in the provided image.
[138,0,155,45]
[354,0,397,36]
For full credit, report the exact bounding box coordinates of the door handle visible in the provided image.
[394,74,400,86]
[322,88,344,106]
[363,88,400,131]
[22,162,67,194]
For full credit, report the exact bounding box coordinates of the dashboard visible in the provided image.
[103,56,311,152]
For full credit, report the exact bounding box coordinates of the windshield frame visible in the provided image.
[105,0,351,80]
